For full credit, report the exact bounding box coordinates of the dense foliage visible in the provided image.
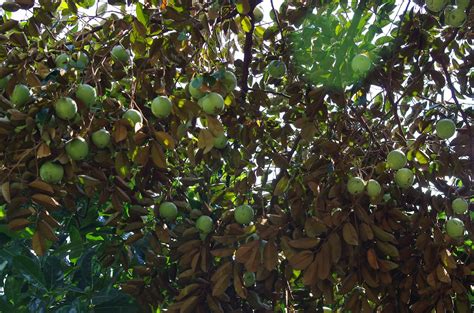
[0,0,473,312]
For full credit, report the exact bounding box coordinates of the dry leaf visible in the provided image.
[342,223,359,246]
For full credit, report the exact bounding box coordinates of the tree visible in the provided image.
[0,0,472,312]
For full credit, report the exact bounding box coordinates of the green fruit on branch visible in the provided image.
[10,84,31,106]
[444,6,467,27]
[55,53,70,69]
[151,96,172,118]
[267,60,287,78]
[253,7,263,23]
[386,149,407,170]
[40,161,64,184]
[436,118,456,139]
[123,109,143,127]
[196,215,213,234]
[456,0,469,9]
[0,74,10,90]
[65,137,89,161]
[446,218,464,238]
[220,70,237,93]
[366,179,382,197]
[394,168,414,188]
[243,271,256,287]
[55,97,78,120]
[425,0,448,12]
[75,84,97,107]
[213,133,228,149]
[234,204,254,225]
[111,45,129,63]
[159,202,178,222]
[91,129,111,148]
[452,198,468,214]
[75,51,89,69]
[199,92,224,115]
[351,54,371,74]
[347,177,365,195]
[188,76,206,100]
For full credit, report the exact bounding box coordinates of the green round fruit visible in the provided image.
[65,137,89,161]
[39,161,64,184]
[446,218,464,238]
[347,177,365,195]
[436,118,456,139]
[456,0,469,9]
[234,204,254,225]
[213,133,228,149]
[425,0,448,12]
[91,129,111,148]
[366,179,382,197]
[55,97,78,120]
[452,198,468,214]
[199,92,224,115]
[159,202,178,222]
[111,45,129,63]
[123,109,143,127]
[351,54,371,74]
[75,84,97,107]
[55,53,70,69]
[387,149,407,170]
[267,60,286,78]
[322,307,332,313]
[253,7,264,23]
[151,96,173,118]
[188,77,206,100]
[243,271,256,287]
[75,51,89,69]
[0,74,10,90]
[220,70,237,93]
[445,6,467,27]
[196,215,213,234]
[10,84,31,106]
[394,168,414,188]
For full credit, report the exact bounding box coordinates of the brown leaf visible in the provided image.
[288,237,320,249]
[155,131,176,149]
[436,265,451,284]
[206,294,224,313]
[28,179,54,194]
[302,259,318,286]
[375,241,399,258]
[378,259,399,272]
[151,141,167,168]
[342,223,359,246]
[210,248,235,258]
[361,266,379,288]
[1,182,11,203]
[32,231,46,256]
[316,247,331,280]
[179,295,200,313]
[31,193,60,210]
[367,248,379,270]
[212,273,231,297]
[211,261,232,284]
[197,129,214,154]
[207,116,224,136]
[7,207,35,220]
[124,232,143,245]
[233,264,247,299]
[289,250,314,270]
[328,233,341,264]
[114,123,128,143]
[235,240,259,264]
[123,222,145,232]
[8,218,30,231]
[263,240,278,271]
[39,211,60,228]
[176,284,201,301]
[36,142,51,158]
[37,220,58,242]
[440,249,457,269]
[155,225,170,243]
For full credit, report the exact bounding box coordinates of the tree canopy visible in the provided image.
[0,0,473,312]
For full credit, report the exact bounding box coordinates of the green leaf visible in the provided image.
[241,16,252,33]
[12,255,46,288]
[77,0,95,9]
[136,2,149,27]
